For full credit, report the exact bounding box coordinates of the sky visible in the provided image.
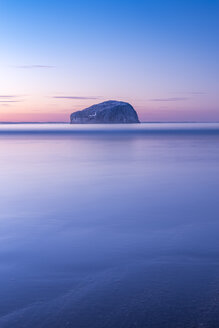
[0,0,219,122]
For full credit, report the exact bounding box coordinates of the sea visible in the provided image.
[0,123,219,328]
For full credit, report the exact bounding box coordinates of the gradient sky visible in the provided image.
[0,0,219,122]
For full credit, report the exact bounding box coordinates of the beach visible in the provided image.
[0,123,219,327]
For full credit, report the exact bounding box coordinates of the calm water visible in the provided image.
[0,123,219,328]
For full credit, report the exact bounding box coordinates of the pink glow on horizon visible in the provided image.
[1,107,219,123]
[0,112,71,123]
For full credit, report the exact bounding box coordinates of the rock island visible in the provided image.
[70,100,140,124]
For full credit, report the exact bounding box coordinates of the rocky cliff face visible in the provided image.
[70,100,140,124]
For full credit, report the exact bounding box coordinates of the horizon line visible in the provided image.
[0,121,219,124]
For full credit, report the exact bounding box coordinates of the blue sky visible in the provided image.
[0,0,218,121]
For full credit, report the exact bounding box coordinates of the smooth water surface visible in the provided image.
[0,124,219,328]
